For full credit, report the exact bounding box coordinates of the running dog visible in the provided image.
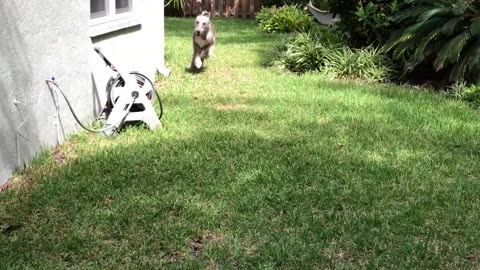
[190,11,215,71]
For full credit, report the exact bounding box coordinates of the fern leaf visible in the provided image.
[383,28,408,52]
[404,18,446,36]
[434,31,471,70]
[412,27,444,63]
[418,7,455,22]
[393,40,416,59]
[394,6,431,23]
[450,39,480,81]
[442,17,463,35]
[466,44,480,72]
[387,18,447,59]
[470,17,480,36]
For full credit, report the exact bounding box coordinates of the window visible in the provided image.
[90,0,132,20]
[90,0,108,19]
[115,0,132,14]
[89,0,139,37]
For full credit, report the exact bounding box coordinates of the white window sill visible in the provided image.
[89,15,142,37]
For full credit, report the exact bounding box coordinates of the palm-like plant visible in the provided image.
[383,0,480,83]
[165,0,186,10]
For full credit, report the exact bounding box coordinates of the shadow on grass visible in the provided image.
[2,17,480,268]
[184,66,206,74]
[1,91,480,268]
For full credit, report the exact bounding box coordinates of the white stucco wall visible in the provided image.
[89,0,168,106]
[0,1,166,184]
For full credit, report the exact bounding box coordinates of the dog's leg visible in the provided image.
[190,53,202,70]
[193,54,203,69]
[207,44,214,58]
[190,42,203,70]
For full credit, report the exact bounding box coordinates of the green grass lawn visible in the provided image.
[1,18,480,269]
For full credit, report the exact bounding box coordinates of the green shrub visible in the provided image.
[256,5,314,33]
[383,0,480,85]
[260,26,341,68]
[327,0,407,47]
[260,34,293,67]
[278,29,393,82]
[322,45,393,82]
[282,31,328,72]
[448,82,480,108]
[255,6,278,24]
[353,1,399,46]
[262,0,329,9]
[309,24,344,44]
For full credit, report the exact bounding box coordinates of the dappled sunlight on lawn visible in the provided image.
[1,17,480,269]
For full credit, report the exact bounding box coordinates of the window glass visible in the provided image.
[116,0,131,14]
[90,0,108,19]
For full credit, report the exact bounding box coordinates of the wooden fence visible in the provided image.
[165,0,262,18]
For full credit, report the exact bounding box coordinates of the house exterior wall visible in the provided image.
[0,0,166,184]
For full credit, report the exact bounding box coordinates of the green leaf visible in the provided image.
[418,7,455,22]
[404,18,446,36]
[470,17,480,36]
[441,17,463,35]
[412,26,444,63]
[394,6,431,23]
[450,39,480,81]
[383,28,407,52]
[434,31,471,70]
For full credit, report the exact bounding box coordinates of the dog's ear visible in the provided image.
[201,10,210,17]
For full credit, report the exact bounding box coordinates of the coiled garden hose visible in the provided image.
[46,79,134,134]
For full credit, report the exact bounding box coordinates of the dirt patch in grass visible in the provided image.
[0,175,31,193]
[53,148,67,165]
[324,248,353,265]
[190,236,205,258]
[468,252,480,269]
[0,138,82,194]
[190,231,224,258]
[166,250,184,263]
[155,79,169,91]
[0,178,15,193]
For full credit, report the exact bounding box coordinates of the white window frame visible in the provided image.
[89,0,141,37]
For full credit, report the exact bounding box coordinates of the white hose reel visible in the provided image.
[95,47,162,136]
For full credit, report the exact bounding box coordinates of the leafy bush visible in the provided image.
[255,6,278,24]
[278,29,393,82]
[256,5,314,33]
[260,34,292,67]
[328,0,406,47]
[309,24,344,44]
[282,31,328,72]
[262,0,329,9]
[448,82,480,108]
[383,0,480,84]
[311,0,330,10]
[353,1,399,45]
[260,25,341,68]
[322,45,393,82]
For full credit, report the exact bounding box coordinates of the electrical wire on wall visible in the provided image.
[13,99,30,170]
